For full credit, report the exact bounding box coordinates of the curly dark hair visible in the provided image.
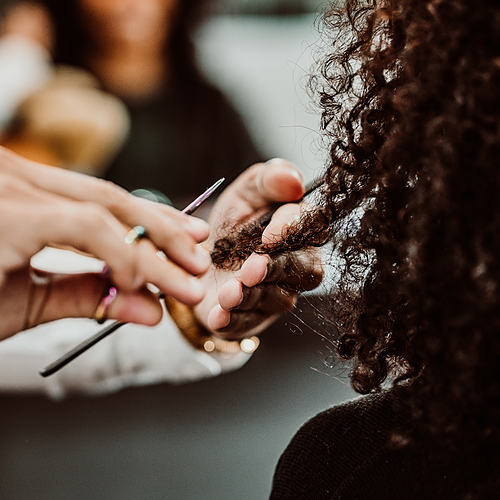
[213,0,500,461]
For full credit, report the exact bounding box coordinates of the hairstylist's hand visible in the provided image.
[194,159,323,339]
[0,147,210,339]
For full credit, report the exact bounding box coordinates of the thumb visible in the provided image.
[256,158,304,204]
[207,159,304,229]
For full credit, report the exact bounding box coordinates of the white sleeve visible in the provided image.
[0,34,53,130]
[0,248,251,399]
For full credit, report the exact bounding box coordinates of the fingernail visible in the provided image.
[264,158,284,166]
[289,168,303,183]
[264,158,301,179]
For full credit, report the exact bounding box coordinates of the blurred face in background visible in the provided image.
[77,0,180,52]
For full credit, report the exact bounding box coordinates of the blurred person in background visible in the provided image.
[0,0,262,208]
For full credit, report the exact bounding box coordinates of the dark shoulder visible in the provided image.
[282,391,401,468]
[270,391,402,500]
[270,390,500,500]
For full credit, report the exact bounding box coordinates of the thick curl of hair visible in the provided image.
[212,0,500,468]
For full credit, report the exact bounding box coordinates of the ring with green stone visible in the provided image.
[125,225,147,244]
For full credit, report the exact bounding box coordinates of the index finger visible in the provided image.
[3,148,211,275]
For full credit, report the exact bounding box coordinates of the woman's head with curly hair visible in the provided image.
[213,0,500,450]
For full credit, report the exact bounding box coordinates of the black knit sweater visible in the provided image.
[270,391,499,499]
